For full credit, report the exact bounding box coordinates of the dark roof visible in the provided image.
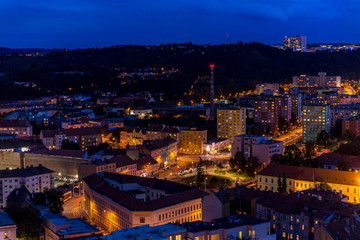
[258,164,304,179]
[182,214,267,232]
[162,126,180,134]
[136,155,158,170]
[103,148,127,156]
[83,173,207,211]
[0,139,43,150]
[319,153,360,169]
[41,127,102,138]
[0,165,54,179]
[0,119,31,128]
[110,155,136,168]
[30,149,87,158]
[143,137,177,151]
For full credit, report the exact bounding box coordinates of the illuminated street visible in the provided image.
[272,127,302,146]
[63,196,85,219]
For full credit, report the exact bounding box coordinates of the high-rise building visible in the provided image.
[342,116,360,137]
[284,35,306,51]
[289,93,302,121]
[179,128,207,154]
[254,99,279,134]
[217,108,246,143]
[302,105,330,143]
[293,72,341,89]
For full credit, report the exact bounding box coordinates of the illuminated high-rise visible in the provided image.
[284,35,306,51]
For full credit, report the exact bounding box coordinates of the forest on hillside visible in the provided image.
[1,42,360,102]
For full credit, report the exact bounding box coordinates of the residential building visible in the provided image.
[129,108,153,119]
[83,172,207,233]
[141,137,177,167]
[257,164,360,203]
[0,165,54,208]
[182,214,275,240]
[292,72,341,89]
[78,159,117,180]
[231,135,283,165]
[179,128,207,154]
[111,155,138,175]
[42,211,101,240]
[40,127,103,150]
[330,104,360,127]
[318,152,360,172]
[217,108,246,143]
[135,155,160,177]
[289,93,302,121]
[120,127,147,147]
[256,83,279,95]
[302,105,330,143]
[0,120,32,137]
[284,35,306,51]
[254,98,279,134]
[0,212,16,240]
[342,116,360,137]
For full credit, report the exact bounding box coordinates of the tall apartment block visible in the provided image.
[302,105,331,143]
[289,93,302,121]
[284,35,306,51]
[255,83,279,95]
[342,116,360,137]
[217,108,246,143]
[179,128,207,154]
[293,72,341,89]
[254,99,279,134]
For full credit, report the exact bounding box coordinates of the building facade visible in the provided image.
[83,173,206,234]
[217,108,246,143]
[284,35,306,51]
[302,105,330,143]
[179,128,207,155]
[292,72,341,89]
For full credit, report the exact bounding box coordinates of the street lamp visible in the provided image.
[204,177,208,192]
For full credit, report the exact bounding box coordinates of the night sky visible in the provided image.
[1,0,359,49]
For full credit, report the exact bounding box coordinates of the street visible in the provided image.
[272,127,302,146]
[63,196,86,219]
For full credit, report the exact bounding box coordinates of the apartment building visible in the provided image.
[0,165,54,208]
[0,120,32,137]
[293,72,341,89]
[40,127,103,150]
[302,105,330,143]
[179,128,207,154]
[217,108,246,143]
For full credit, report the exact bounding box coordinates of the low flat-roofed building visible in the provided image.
[203,138,230,154]
[0,212,16,240]
[182,214,275,240]
[319,152,360,172]
[42,211,101,240]
[102,224,186,240]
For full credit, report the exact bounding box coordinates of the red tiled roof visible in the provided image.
[41,127,102,138]
[136,155,158,170]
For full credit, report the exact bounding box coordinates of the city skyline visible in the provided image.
[1,0,360,48]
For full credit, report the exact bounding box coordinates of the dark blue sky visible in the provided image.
[1,0,359,49]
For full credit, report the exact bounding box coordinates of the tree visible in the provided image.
[317,182,332,190]
[337,157,350,171]
[342,130,356,142]
[316,130,330,147]
[335,143,360,156]
[6,202,42,239]
[271,154,286,165]
[246,156,260,177]
[229,151,246,172]
[281,173,287,193]
[87,142,111,155]
[44,189,64,214]
[61,139,80,150]
[283,144,303,166]
[330,119,342,138]
[196,157,206,187]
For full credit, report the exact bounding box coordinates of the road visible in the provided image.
[272,127,302,146]
[63,196,85,219]
[158,152,230,179]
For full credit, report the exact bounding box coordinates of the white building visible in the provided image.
[231,135,283,165]
[0,165,54,208]
[0,212,16,240]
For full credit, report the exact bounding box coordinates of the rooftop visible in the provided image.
[0,212,16,227]
[0,165,54,179]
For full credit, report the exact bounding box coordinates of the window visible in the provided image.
[140,217,145,223]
